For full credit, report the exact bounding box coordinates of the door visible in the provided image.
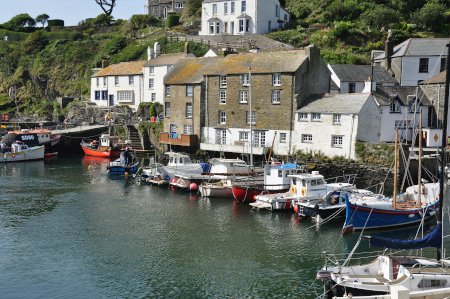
[108,95,114,107]
[231,21,234,35]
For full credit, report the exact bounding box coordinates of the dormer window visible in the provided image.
[241,73,250,86]
[390,100,400,113]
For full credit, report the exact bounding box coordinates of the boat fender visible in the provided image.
[301,187,306,196]
[290,186,296,194]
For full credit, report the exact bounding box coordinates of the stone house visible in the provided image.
[200,46,330,157]
[199,0,290,36]
[144,0,186,19]
[373,36,448,87]
[294,94,380,159]
[143,42,194,105]
[159,57,218,150]
[90,60,147,110]
[328,64,397,94]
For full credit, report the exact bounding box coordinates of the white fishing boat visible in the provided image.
[0,141,45,163]
[140,163,170,186]
[199,180,233,198]
[163,152,207,179]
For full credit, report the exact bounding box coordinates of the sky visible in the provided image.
[0,0,144,26]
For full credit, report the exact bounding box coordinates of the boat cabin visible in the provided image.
[263,163,303,191]
[99,134,119,148]
[209,158,251,175]
[10,129,52,145]
[165,152,194,167]
[11,141,29,153]
[288,171,327,198]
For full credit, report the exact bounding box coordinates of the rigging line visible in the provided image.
[306,206,346,230]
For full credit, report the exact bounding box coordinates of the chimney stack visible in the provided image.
[147,46,154,60]
[385,30,394,71]
[154,42,161,57]
[102,59,108,68]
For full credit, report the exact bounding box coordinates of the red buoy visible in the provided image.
[189,182,198,191]
[293,205,299,214]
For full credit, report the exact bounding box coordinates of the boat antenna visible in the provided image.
[438,43,450,261]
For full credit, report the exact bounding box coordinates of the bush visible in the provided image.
[23,30,48,54]
[413,0,447,32]
[267,29,308,47]
[3,14,36,32]
[359,5,401,30]
[47,19,64,27]
[166,13,180,28]
[130,14,161,29]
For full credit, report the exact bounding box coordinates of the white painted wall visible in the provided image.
[143,64,171,104]
[401,56,445,86]
[292,113,360,159]
[355,97,382,143]
[200,127,291,156]
[378,106,429,142]
[90,77,108,108]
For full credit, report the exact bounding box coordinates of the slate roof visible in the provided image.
[203,49,308,75]
[92,61,146,77]
[329,64,398,84]
[375,38,449,59]
[164,57,219,84]
[144,53,194,67]
[372,86,431,106]
[296,93,371,114]
[421,71,446,84]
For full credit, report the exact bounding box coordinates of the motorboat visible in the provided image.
[3,128,60,154]
[107,150,139,175]
[81,134,122,158]
[0,141,45,163]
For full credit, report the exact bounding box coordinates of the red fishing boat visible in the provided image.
[80,134,121,158]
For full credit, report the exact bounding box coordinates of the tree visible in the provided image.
[413,0,447,32]
[95,0,116,16]
[35,14,50,28]
[360,5,401,30]
[4,13,36,31]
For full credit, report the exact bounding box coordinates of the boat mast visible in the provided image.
[394,127,398,210]
[438,43,450,261]
[418,110,422,207]
[249,67,253,167]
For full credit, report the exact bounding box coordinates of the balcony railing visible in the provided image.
[159,132,198,147]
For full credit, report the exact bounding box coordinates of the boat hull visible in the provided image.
[323,280,388,298]
[232,185,288,203]
[0,146,45,163]
[107,162,139,175]
[199,185,233,198]
[298,204,346,219]
[81,143,121,158]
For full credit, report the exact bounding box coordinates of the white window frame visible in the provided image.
[151,93,156,102]
[165,86,171,97]
[241,0,246,13]
[273,73,281,86]
[103,77,106,87]
[114,76,119,86]
[129,75,134,85]
[241,73,250,86]
[212,4,218,15]
[220,75,227,88]
[332,135,343,148]
[239,19,244,32]
[183,125,192,135]
[96,78,99,87]
[246,111,256,125]
[390,100,400,113]
[298,113,308,121]
[333,113,341,124]
[302,134,312,143]
[175,2,183,9]
[186,85,194,97]
[186,103,193,118]
[117,91,133,103]
[311,113,321,121]
[149,66,154,74]
[231,1,235,14]
[216,129,227,145]
[149,78,154,89]
[224,2,228,14]
[272,90,281,104]
[239,131,249,142]
[165,102,170,117]
[239,90,248,103]
[279,133,287,143]
[253,131,266,147]
[219,111,226,124]
[219,89,227,104]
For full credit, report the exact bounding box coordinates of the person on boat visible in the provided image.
[120,147,132,166]
[89,140,99,149]
[0,141,7,153]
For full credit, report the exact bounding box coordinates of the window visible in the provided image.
[332,136,343,147]
[216,22,220,34]
[302,134,312,143]
[213,4,218,15]
[165,102,170,117]
[241,0,246,12]
[219,90,227,104]
[441,58,447,72]
[419,58,429,73]
[209,23,215,34]
[115,76,119,86]
[183,125,192,135]
[220,75,227,88]
[231,1,235,13]
[151,93,156,102]
[239,19,244,32]
[149,78,154,89]
[117,91,133,102]
[333,114,341,124]
[279,133,287,143]
[253,131,266,147]
[298,113,308,121]
[224,2,228,14]
[239,131,249,142]
[129,75,134,85]
[278,170,283,177]
[246,19,250,32]
[216,129,227,145]
[94,91,100,100]
[165,86,171,97]
[418,279,447,288]
[185,103,192,118]
[186,85,193,97]
[219,111,226,124]
[272,90,281,104]
[175,2,183,9]
[101,91,107,100]
[312,113,321,121]
[273,73,281,86]
[348,82,356,93]
[239,90,249,103]
[149,66,154,74]
[390,100,400,113]
[275,5,279,17]
[103,77,106,87]
[96,78,99,87]
[284,14,288,21]
[241,73,250,86]
[246,111,256,124]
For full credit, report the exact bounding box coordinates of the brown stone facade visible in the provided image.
[162,83,204,146]
[205,73,295,131]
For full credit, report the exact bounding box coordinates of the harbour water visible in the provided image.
[0,157,447,298]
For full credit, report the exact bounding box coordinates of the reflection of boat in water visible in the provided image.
[81,155,111,168]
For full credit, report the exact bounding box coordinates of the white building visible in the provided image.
[328,64,397,94]
[199,0,290,36]
[374,37,449,87]
[90,60,147,111]
[293,94,381,159]
[143,43,194,104]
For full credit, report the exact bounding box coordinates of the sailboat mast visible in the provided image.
[394,127,398,210]
[418,110,422,207]
[438,43,450,261]
[249,67,253,167]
